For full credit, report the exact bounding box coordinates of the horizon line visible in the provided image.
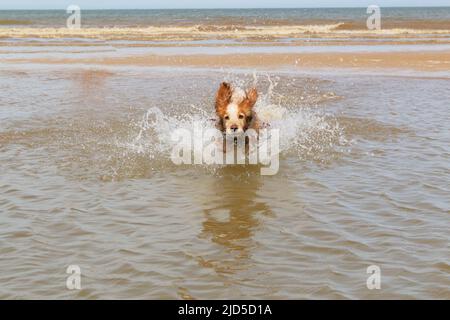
[1,5,450,10]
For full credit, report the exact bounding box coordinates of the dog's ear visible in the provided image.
[215,82,232,115]
[247,88,258,106]
[241,88,258,110]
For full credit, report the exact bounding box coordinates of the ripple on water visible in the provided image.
[0,68,449,299]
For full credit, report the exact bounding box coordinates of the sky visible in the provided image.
[0,0,448,10]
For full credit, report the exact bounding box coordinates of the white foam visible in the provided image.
[1,24,449,40]
[126,79,346,165]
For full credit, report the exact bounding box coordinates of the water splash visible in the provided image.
[126,76,347,166]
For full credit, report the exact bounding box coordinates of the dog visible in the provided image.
[215,82,259,136]
[212,82,278,174]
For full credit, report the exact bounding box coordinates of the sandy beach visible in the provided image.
[2,16,450,71]
[5,50,450,71]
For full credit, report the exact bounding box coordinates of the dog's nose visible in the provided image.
[230,125,238,132]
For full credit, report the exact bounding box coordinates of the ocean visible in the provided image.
[1,7,450,28]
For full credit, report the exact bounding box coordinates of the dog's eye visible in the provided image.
[239,114,244,119]
[224,115,230,120]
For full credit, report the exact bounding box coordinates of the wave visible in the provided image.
[1,24,450,41]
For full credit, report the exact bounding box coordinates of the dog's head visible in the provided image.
[215,82,258,135]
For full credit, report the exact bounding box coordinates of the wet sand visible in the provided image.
[6,50,450,71]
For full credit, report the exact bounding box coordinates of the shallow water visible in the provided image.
[0,64,449,299]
